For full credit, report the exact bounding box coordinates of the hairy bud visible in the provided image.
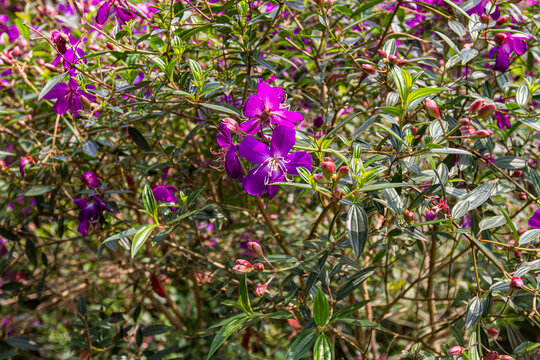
[476,103,495,118]
[388,54,399,65]
[397,58,408,66]
[424,98,440,119]
[247,241,264,258]
[469,99,484,114]
[448,346,463,355]
[254,284,267,297]
[496,14,510,26]
[361,64,376,73]
[510,276,524,289]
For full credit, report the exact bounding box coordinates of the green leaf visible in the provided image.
[390,65,406,104]
[313,288,329,327]
[492,156,527,169]
[406,87,446,104]
[128,126,151,152]
[313,334,334,360]
[337,318,383,329]
[335,266,377,301]
[38,72,67,101]
[346,205,369,258]
[478,216,506,232]
[434,31,459,54]
[516,82,530,107]
[519,229,540,246]
[103,226,144,245]
[452,181,495,219]
[200,103,242,116]
[465,296,483,329]
[131,224,157,258]
[143,184,158,220]
[207,314,248,359]
[142,325,174,337]
[236,274,253,314]
[285,0,305,11]
[6,336,41,350]
[330,299,372,322]
[284,329,316,360]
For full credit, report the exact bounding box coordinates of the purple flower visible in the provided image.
[213,122,242,178]
[466,0,500,19]
[240,81,303,134]
[528,209,540,228]
[43,77,95,115]
[74,196,110,236]
[492,33,532,72]
[82,172,102,188]
[239,125,312,199]
[96,0,136,25]
[18,154,33,178]
[495,111,511,130]
[152,184,177,203]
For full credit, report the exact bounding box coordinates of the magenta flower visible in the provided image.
[18,154,34,178]
[240,81,303,134]
[528,209,540,228]
[96,0,136,25]
[74,196,111,236]
[152,184,177,203]
[239,125,312,199]
[466,0,499,19]
[82,172,102,188]
[492,33,532,72]
[43,77,95,115]
[213,122,242,178]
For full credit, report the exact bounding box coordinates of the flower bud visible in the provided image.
[469,99,484,114]
[517,229,526,236]
[397,58,408,66]
[496,14,510,26]
[222,118,240,133]
[500,356,514,360]
[403,210,414,223]
[510,276,524,289]
[487,328,498,336]
[476,103,495,118]
[321,158,336,178]
[528,159,538,169]
[336,166,350,180]
[333,188,343,200]
[236,259,253,267]
[519,192,527,201]
[494,32,507,44]
[377,49,387,59]
[411,126,417,135]
[460,125,475,137]
[480,14,489,24]
[150,274,166,298]
[471,129,493,139]
[486,351,498,360]
[254,284,267,297]
[448,346,463,355]
[424,98,440,119]
[232,264,253,274]
[388,54,399,65]
[441,204,450,214]
[512,170,522,178]
[255,263,264,271]
[514,250,522,259]
[313,174,327,184]
[247,241,264,258]
[361,64,376,73]
[313,115,324,128]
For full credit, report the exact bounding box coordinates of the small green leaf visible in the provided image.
[236,274,253,314]
[519,229,540,246]
[313,288,329,327]
[143,184,158,221]
[207,314,248,359]
[38,72,67,101]
[347,205,369,258]
[131,224,156,258]
[284,329,316,360]
[465,296,483,329]
[478,216,506,232]
[313,334,334,360]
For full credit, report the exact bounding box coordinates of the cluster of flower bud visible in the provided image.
[378,49,408,67]
[469,99,495,118]
[315,157,350,185]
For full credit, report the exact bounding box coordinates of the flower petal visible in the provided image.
[239,136,270,164]
[225,146,243,178]
[257,81,280,111]
[78,218,90,236]
[243,94,264,119]
[267,173,285,200]
[494,48,510,72]
[284,151,313,175]
[528,209,540,229]
[270,125,296,157]
[96,2,111,24]
[43,82,69,100]
[243,165,270,196]
[239,118,261,135]
[271,109,304,124]
[53,97,70,114]
[512,36,528,55]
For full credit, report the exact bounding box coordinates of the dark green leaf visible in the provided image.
[128,126,151,152]
[313,288,329,327]
[346,205,369,258]
[313,334,334,360]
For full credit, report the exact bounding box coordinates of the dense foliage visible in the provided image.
[1,0,540,358]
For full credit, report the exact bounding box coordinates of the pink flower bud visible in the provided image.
[500,356,514,360]
[441,205,450,214]
[471,129,493,139]
[514,250,522,259]
[361,64,376,73]
[397,58,408,66]
[222,118,240,134]
[424,98,440,119]
[519,192,527,201]
[487,328,498,336]
[232,265,253,274]
[411,126,417,135]
[247,241,264,258]
[333,188,344,200]
[476,103,495,118]
[321,158,336,178]
[336,166,350,180]
[480,14,489,23]
[377,49,387,59]
[517,229,526,236]
[496,15,510,26]
[255,263,264,271]
[460,125,475,137]
[313,174,327,184]
[486,351,498,360]
[448,346,463,355]
[494,33,507,44]
[236,259,253,267]
[460,118,471,125]
[403,210,414,223]
[388,54,399,65]
[510,276,524,289]
[254,284,267,297]
[469,99,484,114]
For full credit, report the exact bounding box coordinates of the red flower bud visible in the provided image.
[403,210,414,223]
[411,126,417,135]
[388,54,399,65]
[448,346,463,355]
[519,192,527,201]
[247,241,264,258]
[361,64,376,73]
[476,103,495,118]
[469,99,484,114]
[424,98,440,119]
[514,250,522,259]
[486,351,498,360]
[255,263,264,271]
[150,274,166,298]
[313,174,327,184]
[336,166,350,180]
[236,259,253,267]
[494,32,507,44]
[254,283,267,297]
[471,129,493,139]
[480,14,489,23]
[512,170,522,177]
[517,229,526,236]
[397,58,408,66]
[321,159,336,178]
[487,328,499,336]
[510,276,524,289]
[377,49,387,59]
[232,265,253,274]
[441,205,450,214]
[496,14,510,26]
